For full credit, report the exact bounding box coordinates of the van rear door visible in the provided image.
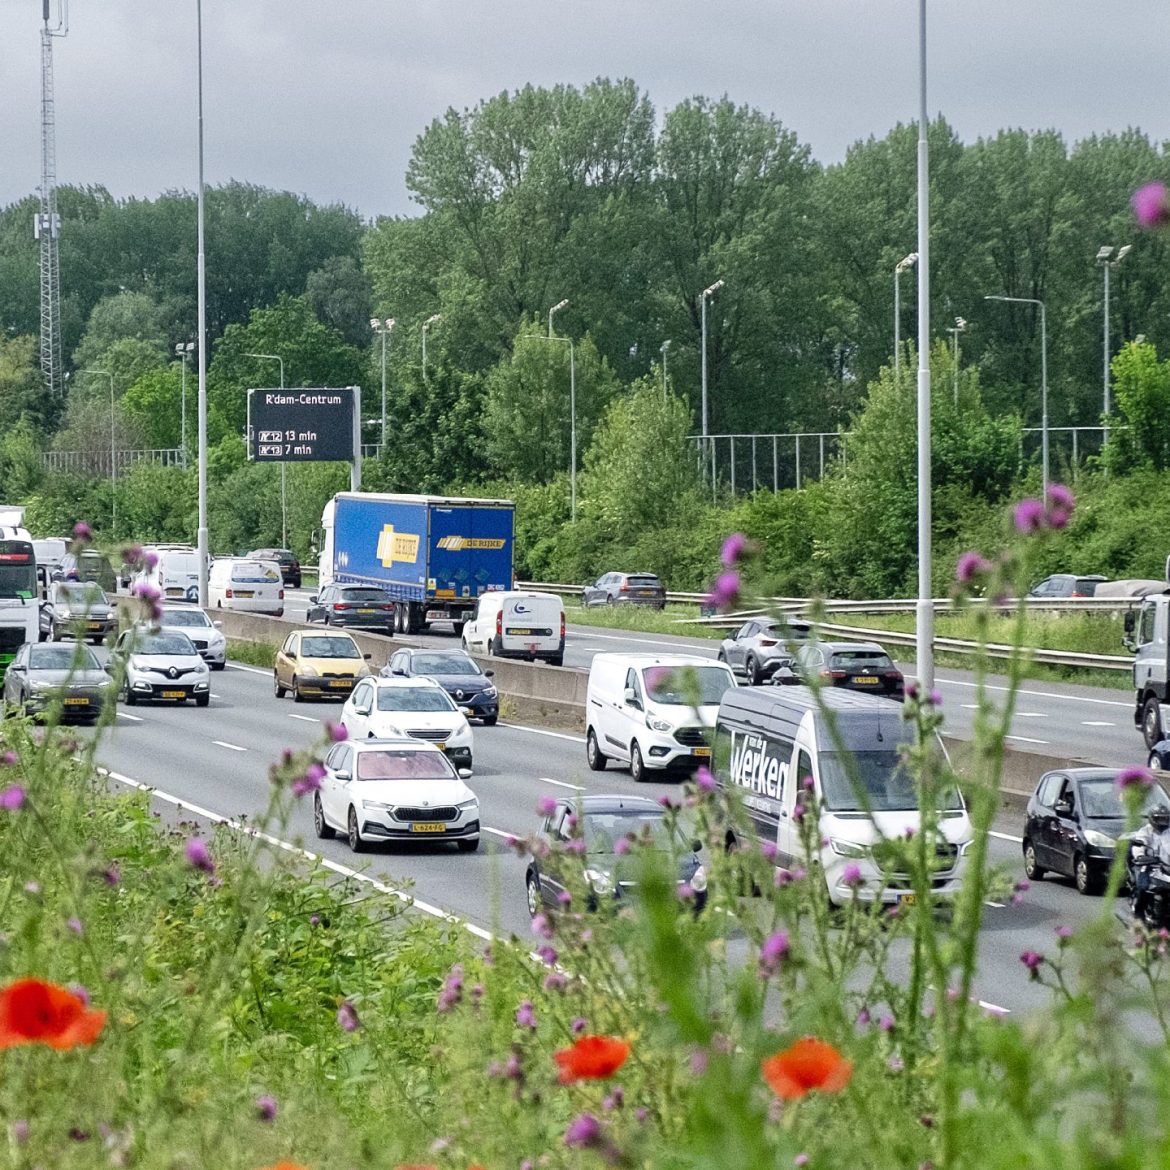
[500,594,560,653]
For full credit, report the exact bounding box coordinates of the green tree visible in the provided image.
[1107,340,1170,472]
[122,365,186,450]
[71,290,169,371]
[305,256,373,348]
[0,334,46,433]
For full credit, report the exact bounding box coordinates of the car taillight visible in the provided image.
[759,638,778,647]
[381,604,394,611]
[618,578,629,593]
[278,589,284,600]
[560,612,566,640]
[885,671,903,680]
[225,588,233,598]
[496,610,502,636]
[333,603,347,611]
[821,669,847,680]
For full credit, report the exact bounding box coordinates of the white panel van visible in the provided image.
[134,549,204,603]
[714,685,971,907]
[208,558,284,616]
[585,653,737,781]
[461,591,564,666]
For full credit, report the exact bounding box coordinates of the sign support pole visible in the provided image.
[350,385,362,492]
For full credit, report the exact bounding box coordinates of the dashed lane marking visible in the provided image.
[989,830,1024,843]
[540,776,586,791]
[1005,735,1048,745]
[499,723,586,744]
[116,712,144,722]
[940,677,1130,708]
[212,740,247,752]
[1081,720,1115,727]
[287,714,319,723]
[227,663,271,676]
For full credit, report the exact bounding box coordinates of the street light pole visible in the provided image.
[422,314,441,383]
[529,334,576,520]
[548,298,568,340]
[83,368,116,535]
[915,0,933,692]
[946,317,966,405]
[370,317,395,451]
[660,339,671,399]
[244,352,287,548]
[1096,244,1131,435]
[175,341,194,466]
[701,279,724,496]
[195,0,209,607]
[985,294,1048,497]
[894,252,918,382]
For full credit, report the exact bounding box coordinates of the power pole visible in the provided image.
[35,1,68,398]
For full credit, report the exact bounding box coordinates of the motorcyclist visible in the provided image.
[1129,806,1170,915]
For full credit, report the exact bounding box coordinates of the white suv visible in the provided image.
[109,628,211,707]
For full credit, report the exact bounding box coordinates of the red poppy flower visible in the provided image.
[0,978,107,1051]
[761,1037,852,1100]
[554,1034,631,1084]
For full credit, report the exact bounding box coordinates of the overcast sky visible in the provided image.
[1,1,1166,221]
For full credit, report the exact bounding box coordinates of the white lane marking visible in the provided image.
[1015,712,1047,719]
[568,630,715,650]
[978,1000,1010,1015]
[116,711,144,723]
[482,826,518,840]
[227,663,271,676]
[97,767,492,941]
[940,677,1130,708]
[212,740,247,752]
[1082,720,1115,727]
[984,900,1006,908]
[540,776,585,791]
[288,713,319,723]
[961,704,979,710]
[1005,735,1048,745]
[211,693,221,699]
[989,830,1024,843]
[499,722,586,744]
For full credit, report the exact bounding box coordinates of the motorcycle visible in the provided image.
[1128,845,1170,929]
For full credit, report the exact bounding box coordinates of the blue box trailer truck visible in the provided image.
[319,493,515,635]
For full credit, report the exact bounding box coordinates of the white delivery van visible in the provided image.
[208,558,284,616]
[585,653,737,781]
[461,591,564,666]
[134,549,204,603]
[714,685,971,907]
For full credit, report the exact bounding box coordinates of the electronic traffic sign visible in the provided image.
[246,387,358,463]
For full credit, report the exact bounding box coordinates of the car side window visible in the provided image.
[1036,774,1062,806]
[334,745,353,775]
[795,750,812,800]
[1138,604,1156,648]
[281,633,296,656]
[551,807,572,840]
[624,668,642,705]
[737,622,755,640]
[1057,778,1076,814]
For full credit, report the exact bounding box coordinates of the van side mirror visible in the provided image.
[692,839,703,854]
[623,686,642,710]
[1124,611,1136,635]
[363,653,372,661]
[336,770,351,782]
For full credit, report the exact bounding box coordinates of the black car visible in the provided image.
[1023,767,1170,895]
[306,584,396,632]
[525,795,707,915]
[1028,574,1109,599]
[775,641,905,701]
[381,648,499,725]
[248,548,301,589]
[581,572,667,609]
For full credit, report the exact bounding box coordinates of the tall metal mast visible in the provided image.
[35,0,68,397]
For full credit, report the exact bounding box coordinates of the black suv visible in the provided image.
[306,584,395,632]
[248,548,301,589]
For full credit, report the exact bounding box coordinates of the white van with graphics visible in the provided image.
[208,558,284,616]
[585,653,737,781]
[461,590,564,666]
[134,548,204,603]
[715,685,971,906]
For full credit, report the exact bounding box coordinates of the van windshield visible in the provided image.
[642,664,733,706]
[819,750,962,812]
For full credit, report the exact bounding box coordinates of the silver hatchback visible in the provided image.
[718,617,808,685]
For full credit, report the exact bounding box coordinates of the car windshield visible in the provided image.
[581,810,685,854]
[341,589,390,601]
[29,645,100,671]
[642,664,733,706]
[355,749,456,781]
[819,750,963,812]
[375,687,456,712]
[58,583,106,606]
[831,651,894,670]
[412,653,480,677]
[1081,778,1170,819]
[134,633,195,656]
[162,609,211,628]
[301,636,361,659]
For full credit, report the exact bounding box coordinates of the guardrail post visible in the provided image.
[730,436,736,495]
[751,434,757,493]
[796,433,802,490]
[772,435,778,490]
[819,434,825,478]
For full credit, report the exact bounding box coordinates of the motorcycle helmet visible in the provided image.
[1149,806,1170,832]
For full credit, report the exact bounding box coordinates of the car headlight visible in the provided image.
[483,685,498,698]
[689,865,708,893]
[1083,829,1116,849]
[829,838,868,858]
[457,798,478,812]
[28,681,52,695]
[195,661,208,674]
[645,715,673,732]
[584,868,613,894]
[299,664,319,677]
[362,799,394,811]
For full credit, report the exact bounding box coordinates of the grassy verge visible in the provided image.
[562,601,723,640]
[227,637,277,668]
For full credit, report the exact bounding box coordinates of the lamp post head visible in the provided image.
[549,299,569,314]
[896,252,918,273]
[661,339,672,353]
[369,318,380,329]
[1096,245,1114,263]
[386,318,396,331]
[1117,244,1133,263]
[955,317,967,331]
[702,279,725,298]
[425,314,442,327]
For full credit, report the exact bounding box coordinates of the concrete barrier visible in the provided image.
[210,609,1101,807]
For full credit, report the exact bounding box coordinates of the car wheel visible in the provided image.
[125,687,138,706]
[347,806,366,853]
[717,650,727,663]
[1074,853,1102,896]
[323,613,332,626]
[274,674,286,699]
[49,622,60,642]
[1151,751,1163,771]
[1143,696,1164,750]
[606,595,615,607]
[526,871,542,916]
[461,634,471,653]
[292,676,304,703]
[314,794,335,839]
[547,656,564,667]
[746,654,762,686]
[482,715,498,727]
[453,622,465,638]
[630,740,646,782]
[586,727,607,772]
[1022,840,1045,881]
[456,837,479,853]
[195,694,210,708]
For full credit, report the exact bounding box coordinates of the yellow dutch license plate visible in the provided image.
[359,608,376,614]
[162,689,186,699]
[899,893,916,906]
[693,747,712,759]
[87,622,103,630]
[853,675,878,685]
[508,627,532,635]
[63,698,88,706]
[411,822,445,834]
[328,680,351,688]
[165,588,184,597]
[234,590,254,598]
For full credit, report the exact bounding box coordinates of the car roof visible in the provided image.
[814,641,888,653]
[403,647,473,658]
[370,676,445,689]
[1040,767,1135,784]
[546,794,664,814]
[295,628,358,639]
[352,736,445,753]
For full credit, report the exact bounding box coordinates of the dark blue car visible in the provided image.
[381,648,499,725]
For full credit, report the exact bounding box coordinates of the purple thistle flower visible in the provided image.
[1,751,17,767]
[634,1107,649,1123]
[0,785,25,811]
[537,944,557,966]
[690,1046,709,1075]
[929,689,942,706]
[879,1014,895,1032]
[564,1114,602,1149]
[120,543,144,566]
[68,983,90,1006]
[695,765,716,793]
[336,999,361,1032]
[102,864,120,886]
[72,521,93,542]
[565,837,586,854]
[66,917,83,936]
[556,889,572,906]
[131,581,164,621]
[1056,924,1073,943]
[184,837,215,875]
[760,840,777,861]
[292,762,326,797]
[955,551,991,584]
[759,930,790,975]
[658,793,678,810]
[254,1095,278,1122]
[842,863,863,887]
[536,794,558,816]
[1020,950,1043,974]
[602,1087,624,1112]
[1044,483,1076,529]
[515,999,537,1029]
[309,914,320,926]
[571,1016,587,1034]
[856,1007,871,1026]
[794,1157,810,1168]
[325,721,348,742]
[11,1120,29,1145]
[1013,498,1046,534]
[1117,767,1154,792]
[721,532,748,567]
[1133,181,1170,229]
[705,570,741,611]
[531,913,554,940]
[544,972,567,991]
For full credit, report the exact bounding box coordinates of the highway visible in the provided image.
[279,587,1142,769]
[82,648,1124,1017]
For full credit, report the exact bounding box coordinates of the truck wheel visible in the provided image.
[452,622,466,637]
[406,604,422,635]
[1143,696,1164,749]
